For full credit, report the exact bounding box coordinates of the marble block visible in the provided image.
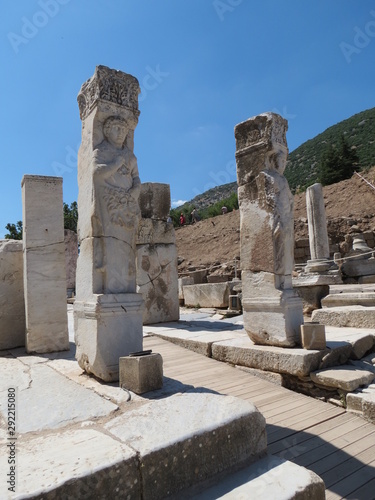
[22,175,69,354]
[119,352,163,394]
[301,323,326,350]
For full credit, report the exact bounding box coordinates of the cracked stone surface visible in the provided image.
[0,360,117,433]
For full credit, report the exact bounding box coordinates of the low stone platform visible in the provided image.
[147,314,375,377]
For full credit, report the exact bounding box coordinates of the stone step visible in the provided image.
[347,383,375,424]
[310,365,375,392]
[322,292,375,308]
[329,284,375,294]
[3,391,267,499]
[312,305,375,329]
[192,454,325,499]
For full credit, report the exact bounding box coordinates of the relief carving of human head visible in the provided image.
[103,116,129,149]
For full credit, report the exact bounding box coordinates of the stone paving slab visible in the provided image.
[322,292,375,307]
[193,454,325,500]
[0,358,118,434]
[312,305,375,329]
[0,429,140,499]
[310,365,375,392]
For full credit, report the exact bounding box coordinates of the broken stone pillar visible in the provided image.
[0,240,25,349]
[64,229,78,297]
[136,183,179,324]
[74,65,144,382]
[305,183,331,273]
[235,112,303,347]
[22,175,69,353]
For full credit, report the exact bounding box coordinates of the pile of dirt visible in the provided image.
[176,169,375,275]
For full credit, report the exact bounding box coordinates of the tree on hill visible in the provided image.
[318,135,359,186]
[63,201,78,232]
[5,221,23,240]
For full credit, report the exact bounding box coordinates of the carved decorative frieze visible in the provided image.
[77,65,140,120]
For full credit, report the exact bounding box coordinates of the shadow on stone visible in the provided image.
[139,377,221,400]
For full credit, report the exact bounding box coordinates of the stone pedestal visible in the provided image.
[74,66,144,381]
[74,294,143,382]
[136,184,179,325]
[305,183,331,273]
[235,113,303,347]
[0,240,25,349]
[22,175,69,353]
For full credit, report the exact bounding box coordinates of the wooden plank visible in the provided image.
[342,476,375,500]
[323,457,375,499]
[268,413,360,455]
[313,429,375,476]
[272,417,372,466]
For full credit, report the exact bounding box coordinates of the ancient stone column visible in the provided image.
[22,175,69,353]
[305,183,331,273]
[74,66,144,382]
[235,113,303,347]
[136,183,179,324]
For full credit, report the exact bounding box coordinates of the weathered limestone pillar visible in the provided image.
[235,113,303,347]
[305,183,331,273]
[136,183,179,324]
[0,240,25,349]
[74,65,144,382]
[22,175,69,353]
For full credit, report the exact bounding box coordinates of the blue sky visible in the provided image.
[1,0,375,237]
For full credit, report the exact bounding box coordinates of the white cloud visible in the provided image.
[171,199,187,208]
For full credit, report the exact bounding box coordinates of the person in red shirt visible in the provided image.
[179,213,186,226]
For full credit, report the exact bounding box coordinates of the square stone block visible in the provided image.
[119,353,163,394]
[301,323,326,350]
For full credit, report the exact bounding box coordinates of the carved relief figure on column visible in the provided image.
[92,115,141,293]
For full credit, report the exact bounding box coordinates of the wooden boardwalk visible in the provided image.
[144,335,375,500]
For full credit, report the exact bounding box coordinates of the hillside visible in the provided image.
[174,107,375,218]
[285,107,375,191]
[176,169,375,274]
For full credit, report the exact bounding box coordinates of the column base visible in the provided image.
[304,259,331,273]
[74,293,144,382]
[242,291,304,347]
